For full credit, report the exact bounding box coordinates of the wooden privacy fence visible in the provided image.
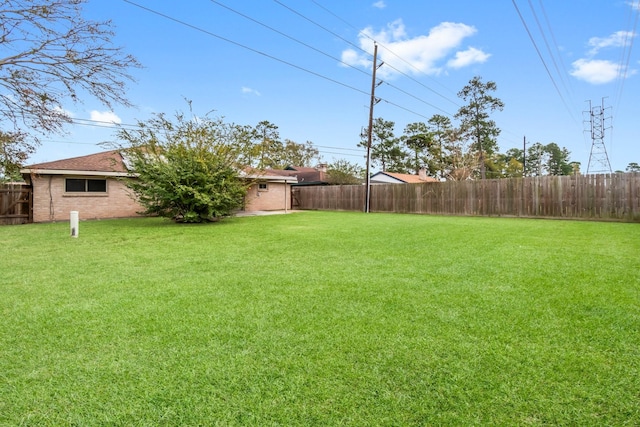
[0,184,32,225]
[294,173,640,222]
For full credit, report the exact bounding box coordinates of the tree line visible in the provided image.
[360,76,579,180]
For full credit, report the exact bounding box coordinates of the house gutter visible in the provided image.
[19,168,136,178]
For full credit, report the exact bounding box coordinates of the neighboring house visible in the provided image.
[370,169,439,184]
[21,150,298,223]
[249,165,327,210]
[284,165,329,186]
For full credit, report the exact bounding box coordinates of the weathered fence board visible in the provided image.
[0,184,32,225]
[295,173,640,222]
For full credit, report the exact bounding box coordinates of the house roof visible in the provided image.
[283,165,328,185]
[20,150,302,184]
[21,150,130,177]
[371,171,439,184]
[239,168,298,184]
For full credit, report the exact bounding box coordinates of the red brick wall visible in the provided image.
[244,182,291,211]
[31,175,144,222]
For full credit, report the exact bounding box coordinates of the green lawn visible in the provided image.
[1,211,639,426]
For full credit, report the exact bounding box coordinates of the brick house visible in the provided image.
[21,150,142,223]
[241,168,298,212]
[21,151,298,223]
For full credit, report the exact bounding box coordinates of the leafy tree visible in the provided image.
[570,162,581,175]
[115,110,248,223]
[504,157,524,177]
[276,139,320,169]
[626,162,640,172]
[525,142,545,176]
[427,114,456,180]
[455,76,504,179]
[0,0,141,166]
[524,142,573,176]
[359,118,407,172]
[401,122,434,175]
[500,148,524,177]
[545,142,573,175]
[484,153,508,178]
[253,121,282,169]
[326,159,363,185]
[0,130,29,181]
[233,124,260,167]
[239,121,319,169]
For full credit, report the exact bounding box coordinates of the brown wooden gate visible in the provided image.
[0,184,32,225]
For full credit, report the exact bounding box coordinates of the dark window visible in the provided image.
[65,179,86,192]
[65,178,107,193]
[87,179,107,192]
[258,183,268,191]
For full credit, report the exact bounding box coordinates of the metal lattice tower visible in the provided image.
[585,99,612,174]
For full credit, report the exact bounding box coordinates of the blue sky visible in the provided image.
[30,0,640,173]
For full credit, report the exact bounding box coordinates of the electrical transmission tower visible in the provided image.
[584,98,612,174]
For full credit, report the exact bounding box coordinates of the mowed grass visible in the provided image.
[1,211,639,426]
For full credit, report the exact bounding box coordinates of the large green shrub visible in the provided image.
[117,110,248,223]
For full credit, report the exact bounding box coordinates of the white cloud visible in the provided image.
[241,86,261,96]
[90,110,121,125]
[627,1,640,10]
[571,29,638,84]
[447,47,491,69]
[569,59,629,84]
[587,30,635,56]
[341,20,486,78]
[340,49,372,69]
[372,1,386,9]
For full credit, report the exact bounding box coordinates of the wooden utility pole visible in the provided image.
[523,135,526,177]
[364,43,379,213]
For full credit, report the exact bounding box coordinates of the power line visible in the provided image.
[70,117,138,129]
[382,80,454,117]
[315,144,363,153]
[122,0,370,98]
[0,109,138,130]
[380,99,433,122]
[273,0,367,56]
[39,139,105,146]
[537,0,574,101]
[208,0,370,78]
[511,0,578,125]
[613,0,640,115]
[373,48,461,108]
[305,0,534,149]
[527,0,573,107]
[307,0,460,105]
[122,0,456,126]
[300,0,460,107]
[269,0,457,113]
[34,113,367,159]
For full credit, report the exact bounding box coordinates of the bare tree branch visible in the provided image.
[0,0,141,137]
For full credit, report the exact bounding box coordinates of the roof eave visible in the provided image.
[20,168,135,177]
[243,174,298,183]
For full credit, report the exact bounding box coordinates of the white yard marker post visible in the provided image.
[70,211,79,238]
